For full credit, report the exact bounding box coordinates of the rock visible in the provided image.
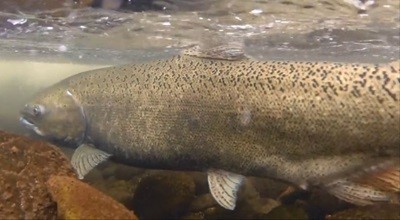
[104,162,145,181]
[248,177,290,199]
[181,211,205,220]
[0,130,75,219]
[187,180,281,219]
[98,162,118,179]
[260,204,308,219]
[132,172,196,219]
[91,178,134,205]
[188,194,217,212]
[233,179,280,218]
[113,163,145,180]
[84,166,105,184]
[306,188,350,219]
[186,171,208,195]
[63,150,144,206]
[326,204,400,219]
[47,175,138,219]
[253,198,281,215]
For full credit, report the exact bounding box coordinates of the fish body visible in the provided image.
[20,50,400,209]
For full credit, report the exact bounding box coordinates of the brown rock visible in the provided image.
[91,178,135,205]
[47,175,138,219]
[100,161,145,181]
[188,194,217,212]
[0,130,75,219]
[248,177,290,199]
[260,204,308,219]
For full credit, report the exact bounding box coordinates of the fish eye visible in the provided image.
[33,104,43,117]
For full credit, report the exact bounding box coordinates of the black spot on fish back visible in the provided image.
[351,85,361,98]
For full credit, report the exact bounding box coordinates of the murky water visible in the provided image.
[0,0,399,219]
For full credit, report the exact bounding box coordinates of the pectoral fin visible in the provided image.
[207,169,245,210]
[71,144,111,179]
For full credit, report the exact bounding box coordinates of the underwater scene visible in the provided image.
[0,0,399,219]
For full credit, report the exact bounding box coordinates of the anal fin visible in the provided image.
[207,169,245,210]
[324,160,400,206]
[326,179,393,206]
[71,144,111,179]
[355,163,400,192]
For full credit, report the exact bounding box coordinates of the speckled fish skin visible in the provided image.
[28,56,400,187]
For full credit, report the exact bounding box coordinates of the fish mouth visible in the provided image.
[19,116,44,136]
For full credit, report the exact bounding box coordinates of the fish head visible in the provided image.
[19,87,86,144]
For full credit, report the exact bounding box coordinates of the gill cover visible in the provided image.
[63,90,87,143]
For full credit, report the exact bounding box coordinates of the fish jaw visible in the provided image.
[19,103,47,137]
[19,116,45,136]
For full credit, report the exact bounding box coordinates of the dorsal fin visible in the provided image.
[182,44,247,61]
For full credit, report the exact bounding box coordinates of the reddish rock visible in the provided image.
[47,175,138,219]
[0,130,75,219]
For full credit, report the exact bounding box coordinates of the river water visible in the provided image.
[0,0,399,218]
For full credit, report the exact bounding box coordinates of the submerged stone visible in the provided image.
[47,175,138,219]
[0,130,75,219]
[91,177,135,205]
[248,177,290,199]
[260,204,308,219]
[306,188,350,219]
[132,172,196,219]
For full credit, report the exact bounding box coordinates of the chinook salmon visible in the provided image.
[20,46,400,210]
